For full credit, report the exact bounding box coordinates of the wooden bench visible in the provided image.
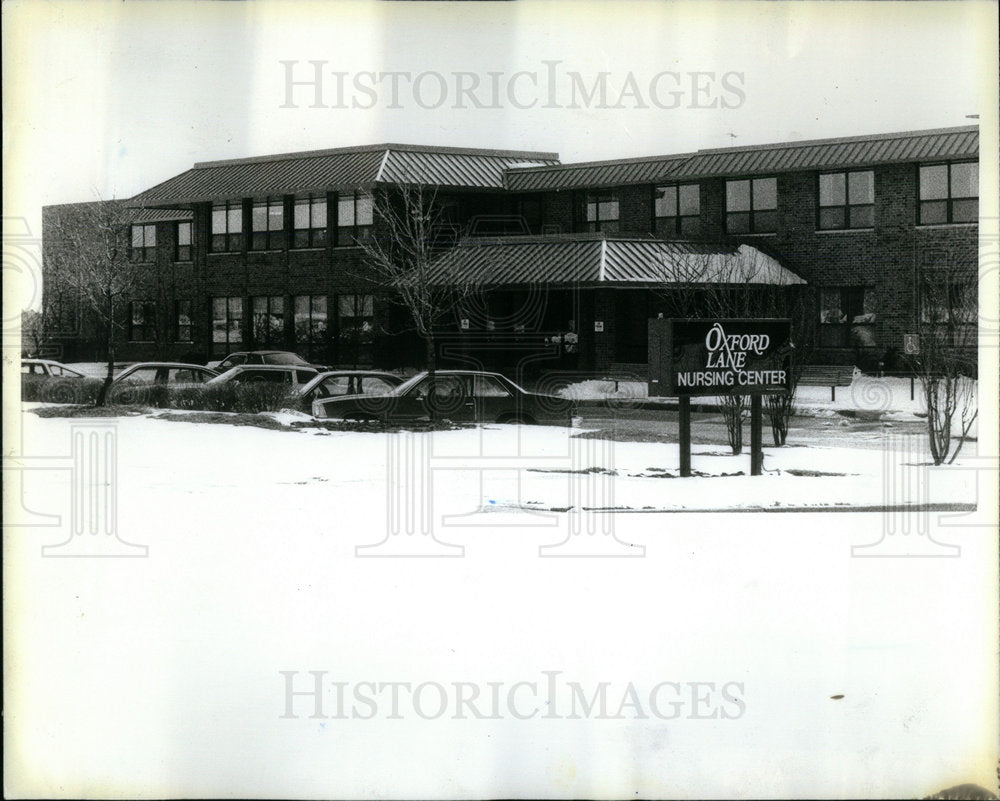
[798,365,856,401]
[600,363,647,392]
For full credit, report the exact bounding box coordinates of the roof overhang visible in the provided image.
[428,236,807,288]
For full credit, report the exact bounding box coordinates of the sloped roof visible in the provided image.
[505,154,693,191]
[428,235,806,287]
[505,125,979,191]
[131,144,559,206]
[132,208,194,223]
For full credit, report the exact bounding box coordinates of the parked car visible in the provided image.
[311,370,575,425]
[21,359,86,378]
[208,350,326,372]
[205,364,320,388]
[113,362,220,385]
[292,370,405,412]
[108,362,220,402]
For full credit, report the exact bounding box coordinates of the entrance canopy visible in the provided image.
[428,234,807,288]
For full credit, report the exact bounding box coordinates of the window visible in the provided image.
[128,300,156,341]
[726,177,777,234]
[293,295,328,361]
[232,369,292,385]
[921,279,977,348]
[168,368,212,384]
[921,281,976,324]
[473,374,512,397]
[818,171,874,230]
[211,202,243,252]
[251,295,285,347]
[251,198,285,250]
[919,162,978,224]
[176,222,192,261]
[212,296,244,355]
[654,184,700,236]
[577,191,619,233]
[131,225,156,261]
[336,192,374,245]
[175,300,193,342]
[337,294,374,366]
[293,195,328,248]
[819,287,877,348]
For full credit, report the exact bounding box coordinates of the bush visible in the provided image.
[22,375,103,404]
[167,382,299,414]
[23,375,301,415]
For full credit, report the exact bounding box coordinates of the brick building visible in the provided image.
[41,126,978,375]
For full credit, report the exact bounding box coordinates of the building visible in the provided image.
[41,126,978,376]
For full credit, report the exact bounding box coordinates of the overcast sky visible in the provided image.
[3,0,997,247]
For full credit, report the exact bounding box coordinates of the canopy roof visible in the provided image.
[428,235,807,287]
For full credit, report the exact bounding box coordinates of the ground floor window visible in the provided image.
[336,294,374,366]
[175,300,193,342]
[819,286,877,348]
[128,300,156,342]
[212,296,244,355]
[920,280,977,347]
[252,295,285,347]
[294,295,328,361]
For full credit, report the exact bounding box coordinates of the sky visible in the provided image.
[2,0,998,309]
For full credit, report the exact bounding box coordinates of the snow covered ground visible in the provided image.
[5,407,997,798]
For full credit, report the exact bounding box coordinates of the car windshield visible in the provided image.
[265,352,308,365]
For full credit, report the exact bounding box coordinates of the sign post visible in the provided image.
[750,395,763,476]
[648,318,792,477]
[678,397,691,477]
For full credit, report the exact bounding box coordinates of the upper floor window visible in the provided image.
[211,202,243,252]
[654,184,700,237]
[251,198,285,250]
[337,192,374,245]
[293,195,328,248]
[726,177,777,234]
[176,222,192,261]
[130,224,156,261]
[578,191,619,233]
[919,162,978,224]
[818,171,874,230]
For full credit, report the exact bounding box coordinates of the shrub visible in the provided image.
[167,382,298,414]
[22,375,103,404]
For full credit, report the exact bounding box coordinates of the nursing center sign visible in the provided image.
[648,318,793,397]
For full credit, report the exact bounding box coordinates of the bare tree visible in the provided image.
[44,198,152,406]
[913,267,977,465]
[20,309,46,357]
[355,182,471,419]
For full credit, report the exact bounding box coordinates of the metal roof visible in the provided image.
[679,125,979,178]
[131,144,560,207]
[505,155,693,192]
[505,125,979,190]
[428,235,806,287]
[132,208,194,223]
